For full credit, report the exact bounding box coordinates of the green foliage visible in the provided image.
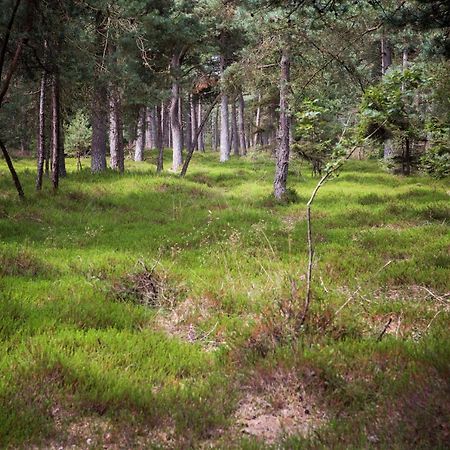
[359,65,424,141]
[64,110,92,156]
[420,122,450,178]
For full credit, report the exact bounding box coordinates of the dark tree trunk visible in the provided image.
[238,92,247,155]
[109,85,124,173]
[156,104,164,173]
[273,48,291,200]
[134,106,145,161]
[381,37,392,76]
[50,73,61,190]
[0,140,24,198]
[36,68,47,190]
[91,11,107,173]
[91,83,107,172]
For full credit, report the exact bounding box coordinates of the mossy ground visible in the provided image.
[0,150,449,449]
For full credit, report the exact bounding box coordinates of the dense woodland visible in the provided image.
[0,0,449,448]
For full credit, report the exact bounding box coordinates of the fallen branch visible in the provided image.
[377,317,393,342]
[0,139,24,198]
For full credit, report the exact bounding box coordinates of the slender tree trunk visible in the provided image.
[51,73,61,190]
[190,95,198,151]
[156,104,164,173]
[219,54,230,162]
[381,37,393,161]
[91,11,107,173]
[381,37,392,76]
[197,99,205,152]
[178,93,184,150]
[181,96,219,176]
[186,96,192,153]
[254,94,262,147]
[238,92,247,155]
[231,96,239,156]
[36,68,47,190]
[145,107,156,149]
[59,124,66,178]
[134,106,145,161]
[109,85,124,173]
[170,53,183,171]
[273,48,291,200]
[0,140,24,198]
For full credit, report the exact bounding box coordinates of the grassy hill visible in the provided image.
[0,151,449,449]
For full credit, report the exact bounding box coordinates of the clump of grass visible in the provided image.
[111,261,182,309]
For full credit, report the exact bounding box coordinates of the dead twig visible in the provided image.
[377,317,393,342]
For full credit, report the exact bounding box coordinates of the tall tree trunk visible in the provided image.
[219,54,230,162]
[145,107,156,149]
[238,92,247,155]
[381,36,393,161]
[254,94,262,147]
[273,48,291,200]
[90,11,107,173]
[170,53,183,171]
[197,99,205,152]
[381,37,392,76]
[134,106,145,161]
[109,85,124,173]
[178,93,184,150]
[190,95,198,151]
[59,124,66,178]
[91,83,107,172]
[185,96,191,153]
[231,96,239,156]
[36,68,47,190]
[51,73,61,190]
[156,104,164,173]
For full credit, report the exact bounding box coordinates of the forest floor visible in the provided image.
[0,150,449,449]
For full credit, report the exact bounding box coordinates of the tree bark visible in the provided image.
[91,83,107,172]
[254,94,262,147]
[0,140,24,198]
[109,85,124,173]
[381,37,392,76]
[50,73,61,190]
[185,96,192,153]
[273,48,291,200]
[381,37,393,161]
[231,96,239,155]
[134,106,145,161]
[36,68,47,190]
[190,95,198,151]
[170,53,183,171]
[156,104,164,173]
[238,92,247,155]
[145,107,156,149]
[181,96,219,176]
[219,54,230,162]
[197,99,205,152]
[90,10,107,173]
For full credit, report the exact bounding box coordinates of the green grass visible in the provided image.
[0,150,449,448]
